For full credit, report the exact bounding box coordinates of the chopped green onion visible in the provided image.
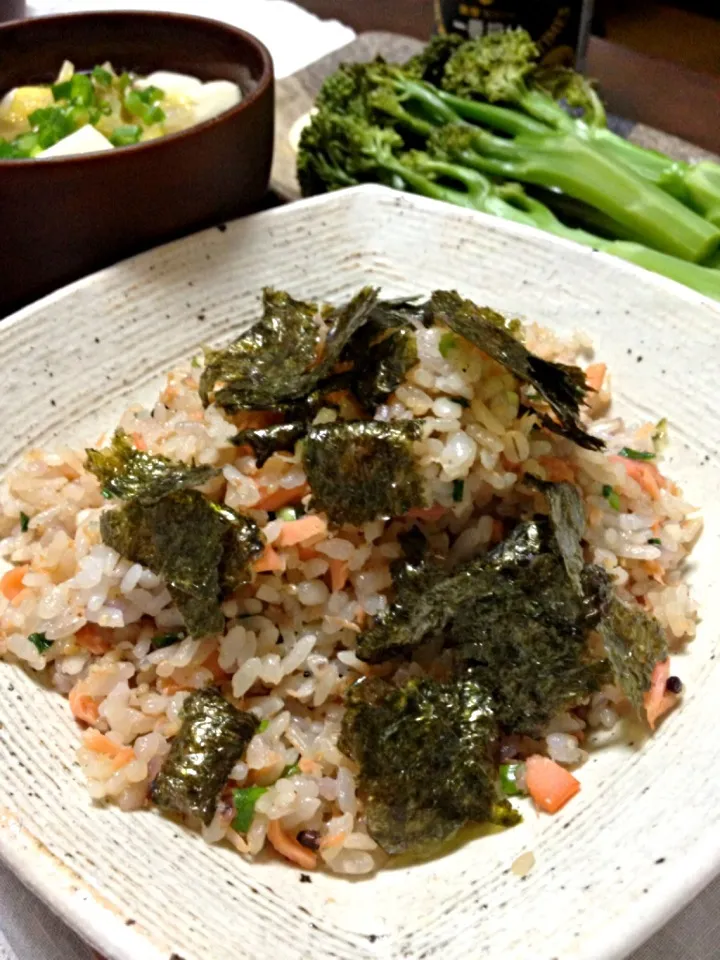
[618,447,655,461]
[114,72,132,95]
[438,332,458,358]
[28,632,53,654]
[231,786,267,834]
[276,507,297,522]
[28,106,74,149]
[452,479,464,502]
[123,88,166,125]
[109,124,142,147]
[281,762,300,778]
[69,73,94,106]
[137,85,165,106]
[151,632,186,650]
[51,79,73,101]
[19,512,30,532]
[258,718,269,733]
[647,537,662,546]
[499,762,526,796]
[451,396,470,408]
[92,66,113,87]
[602,484,621,511]
[11,131,41,156]
[67,104,97,130]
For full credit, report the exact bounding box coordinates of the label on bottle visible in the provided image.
[434,0,594,67]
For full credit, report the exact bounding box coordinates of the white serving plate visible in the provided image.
[1,185,719,960]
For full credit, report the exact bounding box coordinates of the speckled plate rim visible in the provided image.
[1,185,719,960]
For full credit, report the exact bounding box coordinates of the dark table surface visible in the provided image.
[295,0,720,156]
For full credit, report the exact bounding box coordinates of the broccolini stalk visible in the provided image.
[498,185,720,299]
[429,124,720,263]
[366,68,720,259]
[299,111,544,225]
[297,110,720,300]
[436,30,720,229]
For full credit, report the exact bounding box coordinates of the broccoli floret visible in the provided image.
[403,33,464,86]
[441,28,594,132]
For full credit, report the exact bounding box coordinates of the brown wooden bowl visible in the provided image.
[0,11,274,316]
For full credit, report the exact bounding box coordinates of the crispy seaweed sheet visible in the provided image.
[447,537,609,735]
[347,324,418,412]
[151,687,258,825]
[231,422,308,467]
[340,675,519,855]
[599,595,668,711]
[303,420,426,525]
[199,287,379,412]
[357,487,611,734]
[356,520,549,664]
[428,291,603,451]
[86,430,218,503]
[528,476,586,590]
[100,491,263,637]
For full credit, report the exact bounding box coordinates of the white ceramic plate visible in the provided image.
[1,185,719,960]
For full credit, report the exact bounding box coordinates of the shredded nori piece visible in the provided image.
[448,535,609,735]
[231,422,308,467]
[356,520,547,664]
[151,687,258,825]
[369,296,432,330]
[199,288,320,411]
[428,290,603,451]
[200,287,379,412]
[86,430,218,503]
[598,595,668,711]
[349,325,419,412]
[100,491,263,637]
[303,419,426,525]
[340,675,519,855]
[527,476,586,590]
[531,478,666,709]
[358,498,610,734]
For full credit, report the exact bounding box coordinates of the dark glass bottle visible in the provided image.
[434,0,594,68]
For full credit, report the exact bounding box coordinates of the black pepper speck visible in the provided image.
[217,223,227,233]
[299,873,312,883]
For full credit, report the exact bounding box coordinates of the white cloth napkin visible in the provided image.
[4,5,719,959]
[26,0,355,79]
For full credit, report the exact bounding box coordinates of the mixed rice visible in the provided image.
[0,291,701,875]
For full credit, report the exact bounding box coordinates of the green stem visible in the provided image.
[517,86,576,132]
[434,89,550,137]
[603,242,720,301]
[586,130,720,225]
[395,77,462,126]
[402,155,541,229]
[382,158,479,210]
[502,188,720,300]
[684,162,720,226]
[382,154,720,300]
[462,129,720,263]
